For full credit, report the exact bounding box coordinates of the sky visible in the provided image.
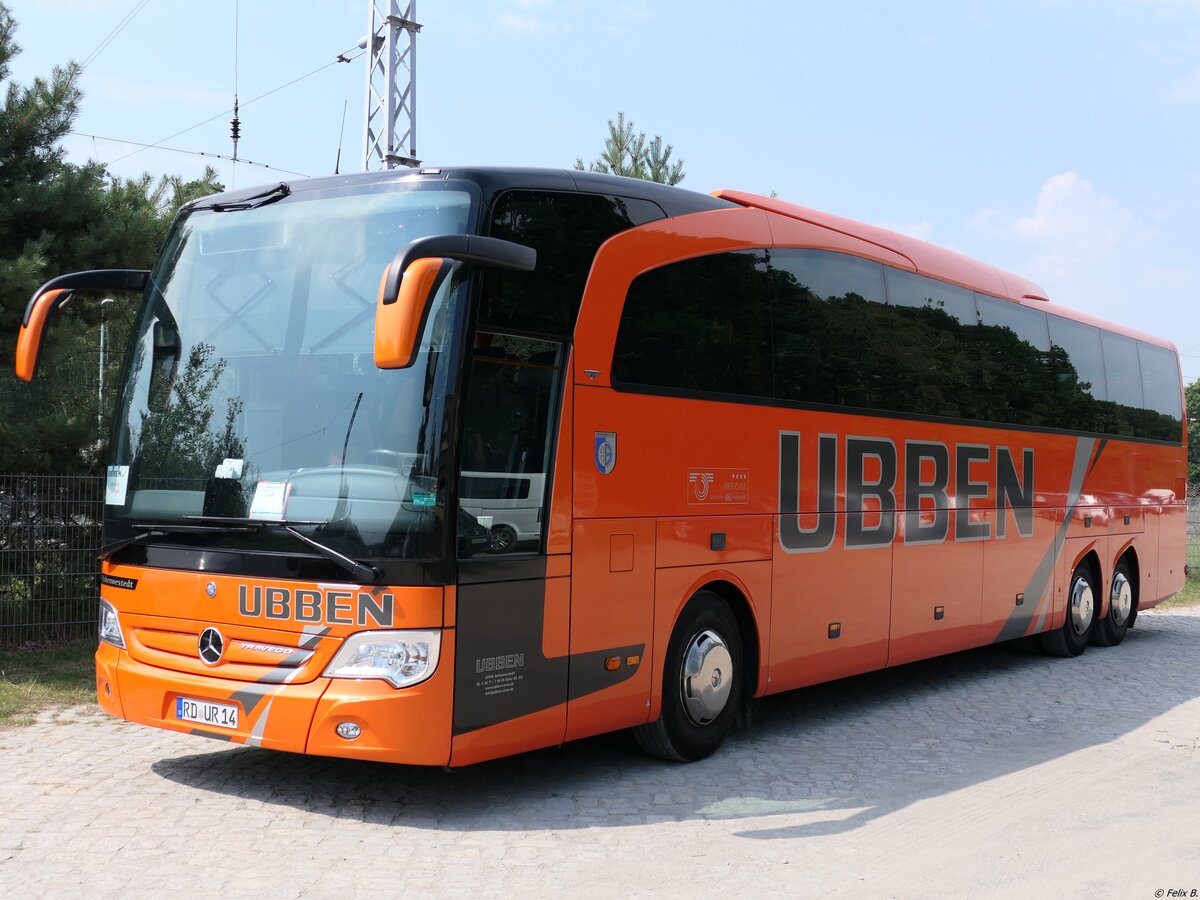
[5,0,1199,386]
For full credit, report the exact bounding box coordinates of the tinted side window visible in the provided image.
[1101,332,1143,409]
[482,191,664,335]
[1138,342,1184,441]
[613,251,772,398]
[885,269,980,419]
[1047,315,1107,432]
[975,295,1054,427]
[1100,331,1144,436]
[769,249,889,409]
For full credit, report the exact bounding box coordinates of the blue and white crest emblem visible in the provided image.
[594,432,617,475]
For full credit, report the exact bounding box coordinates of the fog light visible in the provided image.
[336,722,362,740]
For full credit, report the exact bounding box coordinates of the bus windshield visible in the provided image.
[107,181,476,563]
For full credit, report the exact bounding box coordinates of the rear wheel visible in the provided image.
[1091,558,1134,647]
[1038,561,1095,658]
[633,591,742,762]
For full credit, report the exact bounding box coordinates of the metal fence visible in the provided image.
[0,474,1198,646]
[1189,495,1200,575]
[0,474,103,645]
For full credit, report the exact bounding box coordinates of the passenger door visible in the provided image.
[450,333,570,765]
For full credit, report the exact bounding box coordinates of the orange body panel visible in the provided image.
[565,519,656,741]
[655,516,773,568]
[889,520,984,666]
[307,632,454,766]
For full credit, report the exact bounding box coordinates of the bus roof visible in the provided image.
[180,170,1175,353]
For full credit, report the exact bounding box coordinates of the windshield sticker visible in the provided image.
[105,466,129,506]
[688,468,750,505]
[248,481,288,520]
[595,432,617,475]
[214,458,244,479]
[412,491,437,508]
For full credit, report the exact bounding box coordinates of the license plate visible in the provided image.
[175,696,239,730]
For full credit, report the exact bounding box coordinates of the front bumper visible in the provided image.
[95,631,455,766]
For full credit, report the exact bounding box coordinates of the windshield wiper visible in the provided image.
[100,522,255,559]
[199,182,291,213]
[185,516,383,584]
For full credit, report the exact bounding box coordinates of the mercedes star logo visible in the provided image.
[198,627,225,665]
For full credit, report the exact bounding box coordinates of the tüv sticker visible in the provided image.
[594,432,617,475]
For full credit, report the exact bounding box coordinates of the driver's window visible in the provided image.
[458,333,561,556]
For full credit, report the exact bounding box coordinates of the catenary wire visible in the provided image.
[71,132,310,177]
[106,47,363,166]
[81,0,153,70]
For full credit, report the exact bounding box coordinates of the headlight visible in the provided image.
[98,600,125,648]
[323,629,441,689]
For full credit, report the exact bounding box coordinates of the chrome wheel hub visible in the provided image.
[680,629,733,726]
[1109,571,1132,627]
[1069,575,1095,635]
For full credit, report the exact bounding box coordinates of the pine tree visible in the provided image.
[575,112,686,185]
[0,3,221,474]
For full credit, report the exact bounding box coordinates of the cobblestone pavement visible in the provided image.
[2,607,1198,899]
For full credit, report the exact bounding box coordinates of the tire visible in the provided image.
[633,591,742,762]
[1038,561,1095,657]
[489,524,518,554]
[1091,558,1134,647]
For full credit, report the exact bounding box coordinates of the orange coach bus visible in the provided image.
[15,168,1188,765]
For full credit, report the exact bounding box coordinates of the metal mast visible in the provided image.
[363,0,421,170]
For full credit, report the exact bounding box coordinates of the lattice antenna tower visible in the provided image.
[362,0,421,170]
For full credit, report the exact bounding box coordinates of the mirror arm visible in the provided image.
[15,269,151,382]
[21,269,150,326]
[381,235,536,305]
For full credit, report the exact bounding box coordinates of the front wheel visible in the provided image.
[1091,558,1134,647]
[1038,561,1095,657]
[633,591,742,762]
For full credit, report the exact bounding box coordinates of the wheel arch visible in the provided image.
[1079,548,1103,596]
[690,578,764,701]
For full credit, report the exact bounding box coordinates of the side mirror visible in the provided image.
[375,257,452,369]
[15,269,150,382]
[374,234,536,370]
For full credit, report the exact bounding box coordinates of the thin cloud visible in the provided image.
[1166,65,1200,103]
[972,172,1148,255]
[967,173,1189,345]
[497,12,546,33]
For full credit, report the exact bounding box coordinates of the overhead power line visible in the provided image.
[72,132,310,177]
[107,47,363,167]
[82,0,153,70]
